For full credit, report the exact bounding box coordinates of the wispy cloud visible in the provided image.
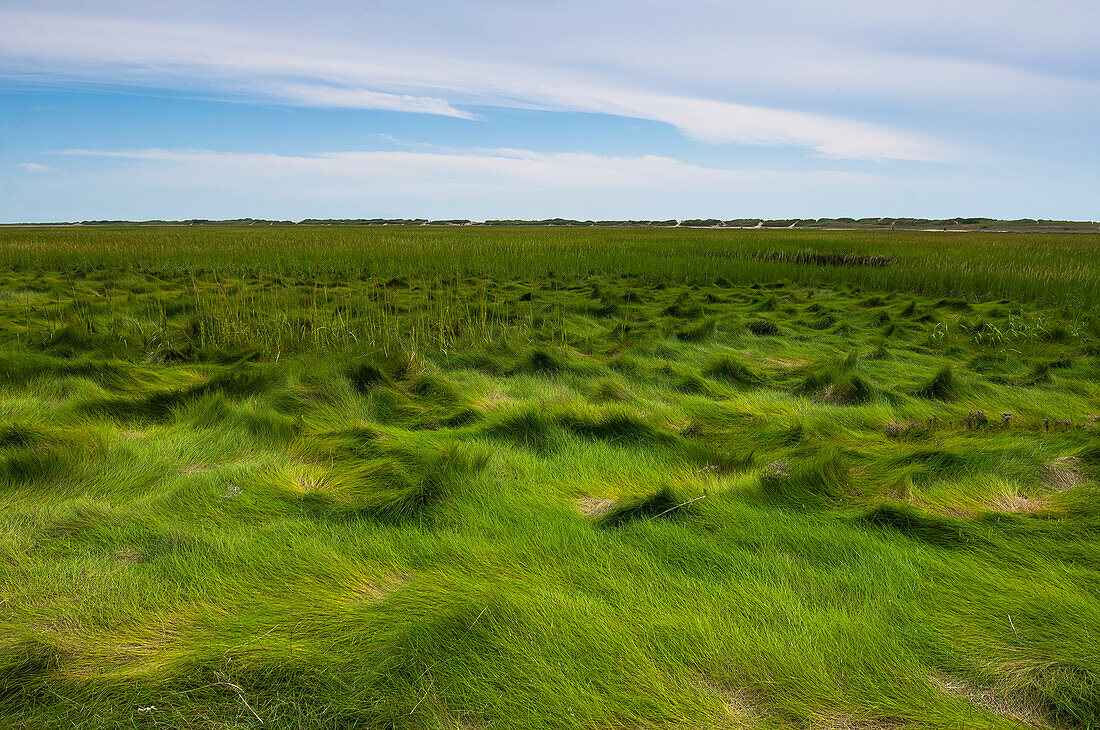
[17,162,55,172]
[18,145,1094,222]
[561,91,949,162]
[59,146,885,187]
[0,10,957,161]
[263,84,476,119]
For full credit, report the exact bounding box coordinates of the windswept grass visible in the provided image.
[0,226,1098,728]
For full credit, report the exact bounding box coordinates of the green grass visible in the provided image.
[1,226,1099,728]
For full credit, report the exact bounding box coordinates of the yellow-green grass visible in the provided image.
[1,227,1099,728]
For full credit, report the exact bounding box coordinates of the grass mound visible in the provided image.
[758,448,850,507]
[347,350,414,393]
[315,457,428,519]
[560,406,671,446]
[705,353,766,386]
[303,441,488,522]
[675,317,717,342]
[512,346,568,375]
[484,405,559,452]
[797,357,877,405]
[914,366,959,400]
[746,319,782,336]
[595,486,694,528]
[586,377,630,403]
[860,504,974,548]
[1077,440,1100,473]
[407,371,461,402]
[0,638,67,708]
[348,361,390,392]
[0,424,97,486]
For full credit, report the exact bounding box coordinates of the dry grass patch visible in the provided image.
[814,718,905,730]
[111,546,145,563]
[474,391,512,411]
[908,493,973,519]
[348,572,411,604]
[989,492,1050,515]
[294,471,332,492]
[574,496,617,518]
[177,462,215,476]
[700,678,766,728]
[931,674,1050,728]
[1039,456,1082,492]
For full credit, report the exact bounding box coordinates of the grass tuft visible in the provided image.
[596,486,692,528]
[860,504,974,548]
[705,354,766,386]
[758,448,850,506]
[746,319,782,336]
[797,357,877,405]
[914,366,959,400]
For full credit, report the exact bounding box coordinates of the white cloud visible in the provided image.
[0,10,956,161]
[560,91,949,162]
[60,146,885,189]
[17,162,55,172]
[47,146,896,221]
[267,84,476,118]
[16,144,1097,222]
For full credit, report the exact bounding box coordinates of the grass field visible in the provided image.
[1,226,1099,729]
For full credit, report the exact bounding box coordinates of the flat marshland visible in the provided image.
[1,227,1099,729]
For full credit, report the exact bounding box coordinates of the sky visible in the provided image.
[1,1,1098,222]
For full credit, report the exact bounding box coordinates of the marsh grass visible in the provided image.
[0,227,1099,728]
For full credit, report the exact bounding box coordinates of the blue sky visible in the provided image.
[1,0,1098,222]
